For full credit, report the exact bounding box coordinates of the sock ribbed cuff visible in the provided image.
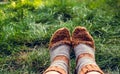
[79,64,104,74]
[76,57,97,72]
[43,66,67,74]
[74,44,104,74]
[44,44,70,74]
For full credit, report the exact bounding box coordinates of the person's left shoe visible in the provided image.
[43,28,71,74]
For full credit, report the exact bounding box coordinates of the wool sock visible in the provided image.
[72,26,104,74]
[44,28,71,74]
[44,45,70,74]
[74,44,103,74]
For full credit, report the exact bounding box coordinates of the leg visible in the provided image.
[45,71,60,74]
[72,26,104,74]
[43,28,71,74]
[87,72,101,74]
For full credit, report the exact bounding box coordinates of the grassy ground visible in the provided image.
[0,0,120,74]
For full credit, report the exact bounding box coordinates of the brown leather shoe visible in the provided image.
[72,26,95,49]
[49,27,71,49]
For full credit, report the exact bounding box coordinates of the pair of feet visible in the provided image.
[44,26,103,74]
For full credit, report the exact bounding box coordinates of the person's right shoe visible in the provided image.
[72,26,104,74]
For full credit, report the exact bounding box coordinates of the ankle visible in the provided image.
[74,44,103,74]
[44,45,70,74]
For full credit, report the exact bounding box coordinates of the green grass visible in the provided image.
[0,46,50,74]
[0,0,120,73]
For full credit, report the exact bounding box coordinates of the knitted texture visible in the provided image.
[72,26,104,74]
[79,64,104,74]
[49,28,71,49]
[72,26,95,49]
[44,28,71,74]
